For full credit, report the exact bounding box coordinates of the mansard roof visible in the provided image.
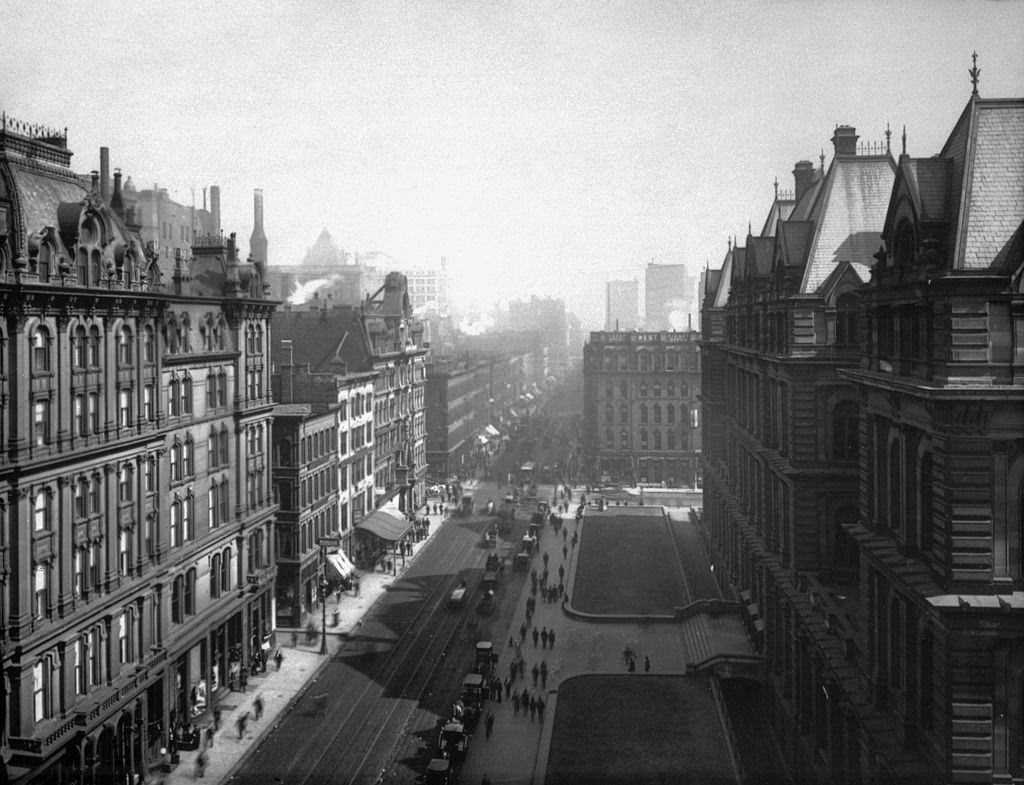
[798,155,896,293]
[777,220,814,269]
[711,245,733,308]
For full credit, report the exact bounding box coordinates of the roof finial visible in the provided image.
[727,237,732,251]
[773,177,779,199]
[748,221,752,237]
[901,125,907,156]
[969,51,980,96]
[820,148,825,171]
[885,123,892,155]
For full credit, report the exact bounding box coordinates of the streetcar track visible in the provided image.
[292,515,496,785]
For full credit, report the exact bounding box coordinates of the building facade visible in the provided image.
[701,83,1024,785]
[406,258,450,316]
[605,279,639,331]
[425,358,497,479]
[582,330,701,487]
[271,272,427,515]
[0,121,277,783]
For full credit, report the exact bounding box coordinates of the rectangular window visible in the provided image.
[75,638,87,694]
[119,530,130,575]
[33,661,50,722]
[144,385,154,422]
[90,543,102,590]
[119,389,131,428]
[90,628,102,685]
[88,392,100,433]
[74,548,84,598]
[119,611,129,663]
[33,564,48,618]
[220,481,230,523]
[74,394,86,436]
[34,400,49,446]
[119,466,133,502]
[145,457,156,493]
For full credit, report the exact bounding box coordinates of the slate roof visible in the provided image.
[799,156,896,293]
[712,247,733,308]
[956,100,1024,270]
[7,161,87,238]
[904,158,951,222]
[759,198,796,237]
[746,236,775,276]
[778,221,814,268]
[703,268,722,308]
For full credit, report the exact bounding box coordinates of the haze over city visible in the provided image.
[4,0,1023,328]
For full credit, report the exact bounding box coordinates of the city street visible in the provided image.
[231,484,531,785]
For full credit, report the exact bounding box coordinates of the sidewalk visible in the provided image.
[155,494,462,785]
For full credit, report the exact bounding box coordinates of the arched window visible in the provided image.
[653,405,662,425]
[118,325,133,366]
[888,597,903,689]
[183,437,194,477]
[170,442,181,482]
[73,325,87,368]
[34,488,49,531]
[666,404,675,425]
[604,403,614,423]
[619,404,628,424]
[180,376,192,414]
[919,452,934,553]
[172,575,183,622]
[170,498,181,547]
[221,547,231,592]
[639,405,648,424]
[654,430,662,450]
[32,326,51,372]
[33,656,56,722]
[653,383,661,397]
[168,379,180,416]
[604,428,613,447]
[185,568,196,615]
[620,381,628,398]
[88,326,101,367]
[143,325,156,363]
[832,401,859,460]
[90,250,102,286]
[639,429,648,449]
[620,430,629,449]
[666,431,675,450]
[220,426,230,465]
[640,383,648,398]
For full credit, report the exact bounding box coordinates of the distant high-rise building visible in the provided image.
[605,279,639,330]
[406,257,451,316]
[644,263,692,331]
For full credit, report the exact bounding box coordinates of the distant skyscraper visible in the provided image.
[605,280,639,330]
[644,263,692,331]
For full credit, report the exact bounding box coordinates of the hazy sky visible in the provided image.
[4,1,1023,328]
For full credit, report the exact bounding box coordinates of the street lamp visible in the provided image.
[319,576,328,655]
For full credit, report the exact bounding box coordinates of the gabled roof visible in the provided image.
[903,158,951,222]
[953,99,1024,270]
[746,236,775,276]
[799,155,896,293]
[272,307,365,373]
[713,247,733,308]
[777,221,814,268]
[760,198,796,237]
[703,268,722,307]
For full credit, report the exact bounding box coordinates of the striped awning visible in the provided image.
[357,509,413,542]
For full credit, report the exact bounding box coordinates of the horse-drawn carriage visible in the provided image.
[473,641,498,677]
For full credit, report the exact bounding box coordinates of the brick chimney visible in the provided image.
[110,169,124,217]
[792,160,815,201]
[100,147,110,202]
[831,125,859,157]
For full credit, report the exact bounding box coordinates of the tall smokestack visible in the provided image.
[100,147,110,202]
[249,188,268,265]
[209,186,221,234]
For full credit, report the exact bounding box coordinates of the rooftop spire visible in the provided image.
[970,51,980,96]
[820,148,825,171]
[902,125,907,156]
[773,177,779,199]
[885,122,892,155]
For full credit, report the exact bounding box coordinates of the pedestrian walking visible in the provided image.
[543,551,549,568]
[645,656,651,672]
[485,711,495,739]
[212,706,222,732]
[204,724,215,749]
[519,622,527,641]
[253,694,264,721]
[236,711,249,740]
[537,695,546,723]
[562,544,568,560]
[628,656,636,672]
[521,687,530,712]
[572,531,578,548]
[549,629,556,648]
[195,748,208,778]
[532,628,539,647]
[239,666,248,694]
[540,660,548,688]
[529,696,537,720]
[532,663,539,686]
[505,676,512,700]
[541,627,548,649]
[512,692,520,715]
[274,648,283,671]
[562,528,567,542]
[558,563,565,582]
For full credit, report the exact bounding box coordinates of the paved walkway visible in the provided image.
[153,489,469,785]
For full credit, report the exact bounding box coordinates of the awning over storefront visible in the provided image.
[357,509,413,542]
[325,551,356,581]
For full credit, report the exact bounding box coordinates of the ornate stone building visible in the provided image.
[0,120,278,783]
[701,75,1024,784]
[582,330,701,487]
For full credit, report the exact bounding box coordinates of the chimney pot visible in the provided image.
[100,147,110,201]
[792,160,815,201]
[90,170,99,192]
[111,168,125,215]
[831,125,859,157]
